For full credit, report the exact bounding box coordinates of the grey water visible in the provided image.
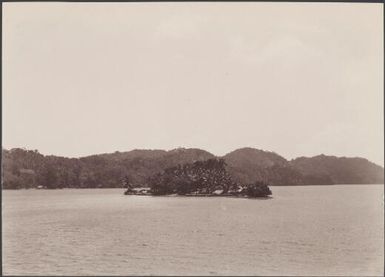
[2,185,384,276]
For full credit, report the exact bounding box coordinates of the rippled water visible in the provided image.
[2,185,384,276]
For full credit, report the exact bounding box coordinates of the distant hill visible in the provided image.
[290,155,384,184]
[97,149,168,161]
[1,147,383,189]
[79,147,215,186]
[2,147,214,189]
[96,148,214,164]
[224,148,287,168]
[223,148,333,186]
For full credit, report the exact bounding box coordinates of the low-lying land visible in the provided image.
[124,189,272,198]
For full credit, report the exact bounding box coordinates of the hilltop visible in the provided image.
[290,154,384,184]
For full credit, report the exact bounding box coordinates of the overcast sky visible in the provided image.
[3,3,384,165]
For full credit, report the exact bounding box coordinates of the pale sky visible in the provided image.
[2,3,384,165]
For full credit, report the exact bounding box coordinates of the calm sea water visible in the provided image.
[2,185,384,276]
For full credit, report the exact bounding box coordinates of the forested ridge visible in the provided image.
[2,147,383,189]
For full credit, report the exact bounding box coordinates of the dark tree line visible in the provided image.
[4,147,380,190]
[2,148,272,197]
[2,148,127,189]
[1,148,215,190]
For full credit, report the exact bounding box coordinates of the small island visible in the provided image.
[124,158,272,198]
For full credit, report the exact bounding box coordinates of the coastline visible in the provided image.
[2,183,383,190]
[124,193,273,199]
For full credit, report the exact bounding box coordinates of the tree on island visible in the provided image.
[122,175,132,188]
[242,181,272,197]
[147,158,272,197]
[148,159,236,195]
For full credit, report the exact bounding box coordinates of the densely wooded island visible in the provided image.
[124,159,272,198]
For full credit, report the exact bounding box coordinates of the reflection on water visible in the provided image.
[2,185,384,276]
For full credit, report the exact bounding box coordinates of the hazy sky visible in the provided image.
[3,3,384,165]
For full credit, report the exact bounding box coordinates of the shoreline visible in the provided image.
[124,193,273,199]
[2,183,384,191]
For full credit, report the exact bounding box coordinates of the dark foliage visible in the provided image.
[290,155,384,184]
[147,159,273,197]
[148,159,237,195]
[1,148,214,189]
[242,181,272,197]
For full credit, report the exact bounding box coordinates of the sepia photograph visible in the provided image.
[1,2,384,276]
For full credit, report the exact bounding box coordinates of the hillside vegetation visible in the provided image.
[290,155,384,184]
[2,147,383,189]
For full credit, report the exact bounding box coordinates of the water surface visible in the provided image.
[2,185,384,276]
